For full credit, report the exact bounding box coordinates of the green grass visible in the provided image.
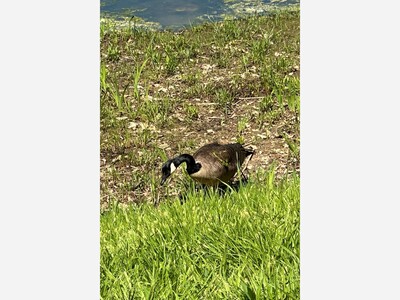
[101,170,299,299]
[101,8,300,299]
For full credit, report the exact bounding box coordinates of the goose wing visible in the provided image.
[192,143,252,184]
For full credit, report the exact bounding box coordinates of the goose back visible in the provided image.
[190,142,253,186]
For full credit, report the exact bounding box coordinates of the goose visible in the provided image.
[160,142,254,187]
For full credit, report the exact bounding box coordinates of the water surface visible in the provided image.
[101,0,299,30]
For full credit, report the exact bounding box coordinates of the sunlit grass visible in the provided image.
[101,170,299,299]
[100,7,300,299]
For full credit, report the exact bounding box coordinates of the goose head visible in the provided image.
[160,159,177,185]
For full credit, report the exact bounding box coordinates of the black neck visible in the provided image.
[173,154,201,175]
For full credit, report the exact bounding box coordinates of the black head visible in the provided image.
[160,159,177,185]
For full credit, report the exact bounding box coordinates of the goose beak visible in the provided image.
[160,176,167,185]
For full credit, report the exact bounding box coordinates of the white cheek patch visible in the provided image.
[170,163,177,174]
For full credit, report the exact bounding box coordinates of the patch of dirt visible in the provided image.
[100,12,300,208]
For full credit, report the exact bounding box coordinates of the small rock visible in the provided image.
[128,122,139,129]
[158,143,169,150]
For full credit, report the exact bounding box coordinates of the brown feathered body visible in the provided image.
[189,142,253,186]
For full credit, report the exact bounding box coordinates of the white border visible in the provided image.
[301,0,400,299]
[1,0,99,298]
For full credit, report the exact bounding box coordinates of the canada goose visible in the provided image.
[161,142,254,187]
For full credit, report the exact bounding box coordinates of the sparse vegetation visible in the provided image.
[100,7,300,208]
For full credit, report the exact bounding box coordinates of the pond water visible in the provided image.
[100,0,299,30]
